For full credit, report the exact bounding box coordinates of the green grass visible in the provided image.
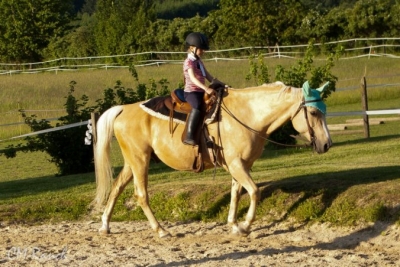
[1,132,399,226]
[0,56,399,227]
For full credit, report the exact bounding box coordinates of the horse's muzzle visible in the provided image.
[313,138,332,154]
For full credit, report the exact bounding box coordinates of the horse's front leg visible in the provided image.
[227,158,260,236]
[227,178,243,233]
[99,165,133,235]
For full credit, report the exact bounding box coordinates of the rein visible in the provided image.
[220,99,319,148]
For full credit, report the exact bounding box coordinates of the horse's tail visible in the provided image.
[94,105,123,205]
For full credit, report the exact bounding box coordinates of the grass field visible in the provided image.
[0,131,399,226]
[0,56,399,227]
[1,56,400,141]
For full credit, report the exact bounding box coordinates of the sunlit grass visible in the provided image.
[1,134,399,225]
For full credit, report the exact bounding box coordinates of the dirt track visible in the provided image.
[1,220,399,266]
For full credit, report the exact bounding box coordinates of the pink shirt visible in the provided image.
[183,54,206,93]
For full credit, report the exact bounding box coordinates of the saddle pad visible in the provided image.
[140,96,187,124]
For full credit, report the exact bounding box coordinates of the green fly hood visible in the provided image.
[302,81,330,114]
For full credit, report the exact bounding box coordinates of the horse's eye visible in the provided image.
[310,110,318,116]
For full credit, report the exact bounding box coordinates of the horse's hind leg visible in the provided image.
[131,160,171,238]
[99,164,133,235]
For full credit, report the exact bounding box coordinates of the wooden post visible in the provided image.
[360,77,370,138]
[276,43,280,58]
[91,112,100,184]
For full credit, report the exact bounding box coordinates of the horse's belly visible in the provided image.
[150,124,201,171]
[152,143,199,171]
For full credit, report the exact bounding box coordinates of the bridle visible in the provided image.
[220,98,323,149]
[290,98,323,150]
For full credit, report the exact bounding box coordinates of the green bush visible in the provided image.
[247,41,341,146]
[2,81,95,175]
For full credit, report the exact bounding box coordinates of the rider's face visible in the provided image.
[191,47,204,57]
[196,48,204,57]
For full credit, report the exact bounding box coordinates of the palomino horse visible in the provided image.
[94,81,332,237]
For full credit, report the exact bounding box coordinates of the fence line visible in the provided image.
[2,38,400,75]
[0,121,89,142]
[2,52,400,75]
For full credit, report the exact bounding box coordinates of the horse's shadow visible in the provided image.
[178,222,394,267]
[247,165,400,227]
[200,153,399,260]
[150,207,398,267]
[244,134,400,225]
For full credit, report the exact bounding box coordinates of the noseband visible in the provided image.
[291,98,323,149]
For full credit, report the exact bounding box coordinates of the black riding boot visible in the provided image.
[183,108,201,146]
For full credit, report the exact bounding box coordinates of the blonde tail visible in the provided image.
[94,105,123,205]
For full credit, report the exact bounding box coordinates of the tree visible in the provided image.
[155,0,219,19]
[346,0,394,38]
[93,0,156,59]
[0,0,74,63]
[300,0,341,12]
[43,13,97,59]
[211,0,307,48]
[81,0,97,15]
[387,1,400,37]
[298,6,348,43]
[140,15,211,53]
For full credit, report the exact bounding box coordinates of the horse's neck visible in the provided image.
[224,86,299,133]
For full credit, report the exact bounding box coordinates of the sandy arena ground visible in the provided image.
[0,220,399,266]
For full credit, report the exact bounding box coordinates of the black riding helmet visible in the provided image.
[185,32,210,50]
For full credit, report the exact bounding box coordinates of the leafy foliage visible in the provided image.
[4,81,94,175]
[247,41,341,146]
[155,0,219,19]
[0,0,74,63]
[275,40,341,97]
[2,0,400,63]
[245,54,270,85]
[211,0,307,47]
[94,0,156,60]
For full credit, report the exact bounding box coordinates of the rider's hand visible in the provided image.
[205,87,214,95]
[209,78,226,90]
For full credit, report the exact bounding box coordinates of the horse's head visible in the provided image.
[291,81,332,154]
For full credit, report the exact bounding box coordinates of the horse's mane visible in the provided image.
[237,82,283,90]
[278,84,303,101]
[229,81,302,101]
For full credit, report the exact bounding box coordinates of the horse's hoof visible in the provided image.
[232,223,250,237]
[158,229,172,238]
[99,227,110,235]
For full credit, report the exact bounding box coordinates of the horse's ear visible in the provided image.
[302,81,312,97]
[315,82,330,94]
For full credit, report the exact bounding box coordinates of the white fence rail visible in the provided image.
[2,38,400,75]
